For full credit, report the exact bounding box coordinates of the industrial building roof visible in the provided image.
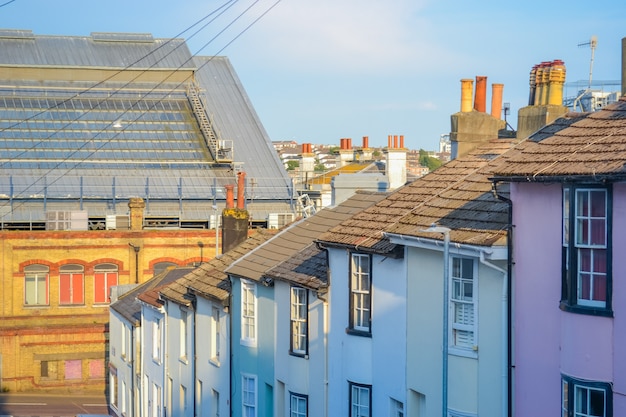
[0,31,291,222]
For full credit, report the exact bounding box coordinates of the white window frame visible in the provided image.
[152,318,162,363]
[350,253,372,333]
[290,392,307,417]
[241,280,257,346]
[242,374,257,417]
[180,309,188,361]
[24,264,49,306]
[389,398,404,417]
[349,382,371,417]
[211,306,221,364]
[449,256,478,354]
[290,286,308,355]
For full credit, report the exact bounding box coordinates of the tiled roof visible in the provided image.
[307,162,381,185]
[492,97,626,180]
[318,139,518,250]
[123,266,195,314]
[264,243,328,290]
[158,229,278,306]
[225,191,388,282]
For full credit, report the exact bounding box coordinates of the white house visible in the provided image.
[317,139,516,417]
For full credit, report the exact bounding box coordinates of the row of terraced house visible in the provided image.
[109,41,626,417]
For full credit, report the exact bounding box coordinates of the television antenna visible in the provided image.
[578,35,598,89]
[572,35,598,111]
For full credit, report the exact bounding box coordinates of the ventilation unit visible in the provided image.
[46,211,88,231]
[106,215,130,230]
[268,213,295,229]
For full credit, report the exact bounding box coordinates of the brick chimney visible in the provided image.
[222,174,249,254]
[450,77,505,159]
[128,197,145,231]
[385,134,407,189]
[517,60,568,140]
[337,138,355,167]
[300,143,315,172]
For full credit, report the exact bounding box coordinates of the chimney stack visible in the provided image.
[384,134,407,189]
[491,83,504,119]
[338,137,355,166]
[225,184,235,209]
[474,76,487,112]
[460,79,474,112]
[517,60,568,140]
[300,143,315,172]
[236,171,246,209]
[547,60,566,106]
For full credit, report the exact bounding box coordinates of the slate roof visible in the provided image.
[111,266,194,325]
[318,139,519,250]
[264,243,328,290]
[492,97,626,181]
[225,191,388,282]
[158,229,278,306]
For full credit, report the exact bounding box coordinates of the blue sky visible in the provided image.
[0,0,624,150]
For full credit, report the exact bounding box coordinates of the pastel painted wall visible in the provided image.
[510,181,625,416]
[164,302,193,417]
[229,277,275,417]
[406,244,506,417]
[326,248,407,416]
[274,280,326,416]
[195,296,230,417]
[140,305,166,417]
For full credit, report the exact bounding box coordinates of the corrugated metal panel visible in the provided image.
[0,32,292,223]
[0,32,194,69]
[193,56,292,200]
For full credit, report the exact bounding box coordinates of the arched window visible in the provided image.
[59,264,84,305]
[94,263,118,304]
[24,264,49,306]
[153,262,177,277]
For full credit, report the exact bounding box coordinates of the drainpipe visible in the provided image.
[492,181,514,417]
[129,243,141,284]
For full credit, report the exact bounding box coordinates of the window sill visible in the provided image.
[345,328,371,338]
[59,304,86,307]
[179,357,189,365]
[240,338,257,348]
[449,346,478,359]
[210,357,221,368]
[23,304,49,308]
[559,301,613,317]
[289,351,309,359]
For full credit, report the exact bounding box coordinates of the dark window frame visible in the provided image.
[561,184,613,317]
[562,374,612,417]
[348,381,372,417]
[289,391,308,417]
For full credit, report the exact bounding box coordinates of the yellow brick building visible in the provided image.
[0,30,292,393]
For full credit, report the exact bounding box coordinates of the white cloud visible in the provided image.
[226,0,455,75]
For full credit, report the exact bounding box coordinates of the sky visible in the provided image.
[0,0,624,151]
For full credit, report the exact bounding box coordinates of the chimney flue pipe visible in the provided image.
[460,79,474,112]
[474,76,487,112]
[491,83,504,119]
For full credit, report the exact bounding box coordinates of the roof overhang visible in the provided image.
[385,232,508,261]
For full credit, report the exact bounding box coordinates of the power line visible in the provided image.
[0,0,283,213]
[0,0,17,8]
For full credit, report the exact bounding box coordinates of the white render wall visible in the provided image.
[195,296,230,417]
[405,245,506,417]
[326,248,407,416]
[109,310,136,417]
[274,280,327,416]
[140,305,166,417]
[164,302,194,417]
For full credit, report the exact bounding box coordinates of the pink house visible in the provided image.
[492,99,626,417]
